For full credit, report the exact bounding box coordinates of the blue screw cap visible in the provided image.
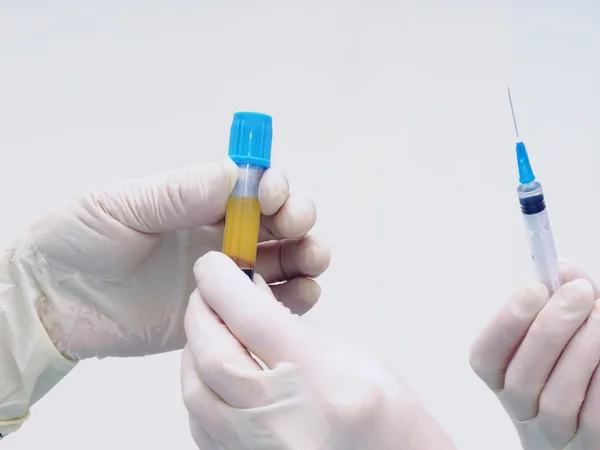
[228,112,273,168]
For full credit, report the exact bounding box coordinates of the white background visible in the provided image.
[0,1,598,449]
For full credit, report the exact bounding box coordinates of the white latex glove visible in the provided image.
[35,159,329,360]
[181,252,457,450]
[470,261,600,449]
[0,159,329,434]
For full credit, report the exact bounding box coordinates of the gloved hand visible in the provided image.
[0,159,329,434]
[470,262,600,449]
[32,159,329,360]
[181,252,457,450]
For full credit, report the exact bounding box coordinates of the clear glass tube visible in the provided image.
[222,163,266,280]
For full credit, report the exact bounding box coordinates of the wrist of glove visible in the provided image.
[0,231,77,435]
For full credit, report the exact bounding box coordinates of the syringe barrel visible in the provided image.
[222,164,265,280]
[221,111,272,280]
[517,181,562,295]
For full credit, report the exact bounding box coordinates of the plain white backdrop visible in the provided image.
[0,1,599,449]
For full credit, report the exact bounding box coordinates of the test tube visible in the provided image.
[222,112,273,280]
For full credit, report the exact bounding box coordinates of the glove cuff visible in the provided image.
[0,233,77,435]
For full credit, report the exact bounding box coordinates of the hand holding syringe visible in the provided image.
[470,92,597,449]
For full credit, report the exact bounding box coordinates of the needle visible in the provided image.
[507,86,520,139]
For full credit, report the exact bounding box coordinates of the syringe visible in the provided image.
[508,88,562,295]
